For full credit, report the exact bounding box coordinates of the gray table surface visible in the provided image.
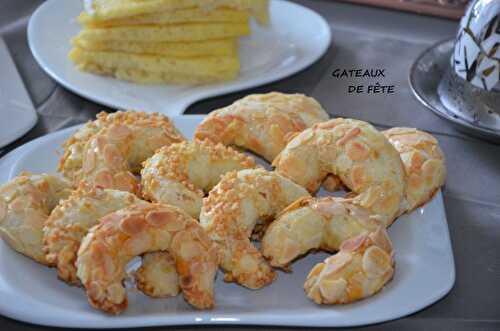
[1,0,499,330]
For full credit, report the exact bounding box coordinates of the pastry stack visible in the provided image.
[69,0,269,84]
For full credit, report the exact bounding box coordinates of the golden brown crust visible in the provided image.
[263,122,446,306]
[43,183,145,284]
[383,128,446,212]
[0,173,71,264]
[76,203,219,314]
[200,168,310,289]
[304,227,394,304]
[262,195,384,268]
[274,118,406,226]
[59,111,185,191]
[194,92,329,162]
[263,118,402,305]
[141,139,257,218]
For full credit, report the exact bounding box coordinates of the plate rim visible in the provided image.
[0,38,38,149]
[408,38,500,142]
[0,116,455,328]
[27,0,332,115]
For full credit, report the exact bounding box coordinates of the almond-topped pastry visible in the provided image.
[199,168,310,289]
[262,196,386,268]
[141,139,258,218]
[264,118,403,288]
[0,172,71,264]
[0,173,71,265]
[76,203,219,314]
[58,111,185,192]
[195,92,330,162]
[44,183,182,301]
[43,183,147,285]
[262,119,447,306]
[273,118,406,225]
[384,128,446,213]
[304,227,394,305]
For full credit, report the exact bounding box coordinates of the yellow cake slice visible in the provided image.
[73,61,238,84]
[72,0,270,85]
[69,47,240,82]
[83,0,269,25]
[72,36,238,57]
[77,22,250,43]
[79,8,249,28]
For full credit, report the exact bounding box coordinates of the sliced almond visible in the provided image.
[107,283,126,304]
[322,252,352,277]
[108,124,132,141]
[114,172,138,193]
[103,144,122,167]
[179,241,202,260]
[362,246,392,278]
[88,281,104,302]
[306,262,325,279]
[337,127,361,146]
[164,216,187,232]
[146,210,176,227]
[346,140,369,161]
[82,149,97,174]
[124,234,151,256]
[369,227,393,253]
[10,196,28,212]
[119,215,146,235]
[340,234,367,252]
[319,277,347,303]
[312,200,346,217]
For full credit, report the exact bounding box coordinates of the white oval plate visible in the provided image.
[27,0,331,115]
[0,116,455,328]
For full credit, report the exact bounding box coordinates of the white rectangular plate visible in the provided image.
[0,116,455,328]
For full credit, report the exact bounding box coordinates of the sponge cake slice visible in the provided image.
[73,61,239,84]
[69,46,240,82]
[72,37,238,57]
[84,0,269,25]
[77,22,250,42]
[79,8,250,28]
